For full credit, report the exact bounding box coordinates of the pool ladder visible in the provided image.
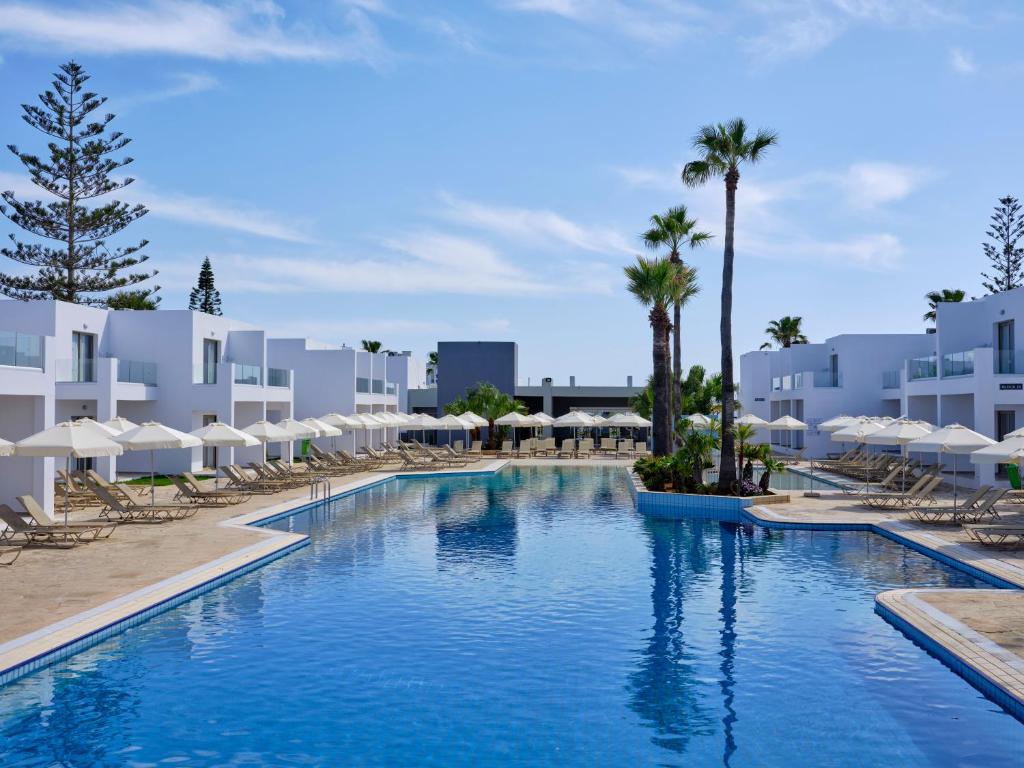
[310,475,332,501]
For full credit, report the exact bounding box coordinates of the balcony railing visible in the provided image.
[0,331,43,369]
[386,382,397,395]
[813,371,842,388]
[117,359,157,386]
[233,363,262,386]
[908,355,937,380]
[941,350,974,378]
[194,362,217,385]
[356,377,370,394]
[56,357,96,383]
[882,370,900,389]
[371,379,384,394]
[267,367,290,388]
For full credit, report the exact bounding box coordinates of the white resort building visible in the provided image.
[0,300,421,512]
[740,284,1024,487]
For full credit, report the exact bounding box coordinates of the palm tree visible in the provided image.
[625,256,690,456]
[923,289,966,323]
[450,381,526,449]
[642,206,711,421]
[426,350,439,382]
[682,118,778,492]
[759,316,808,349]
[361,340,382,353]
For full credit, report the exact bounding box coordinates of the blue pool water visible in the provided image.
[1,465,1022,766]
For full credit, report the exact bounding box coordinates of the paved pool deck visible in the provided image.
[2,456,1023,717]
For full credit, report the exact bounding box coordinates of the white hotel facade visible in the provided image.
[740,285,1024,487]
[0,300,422,513]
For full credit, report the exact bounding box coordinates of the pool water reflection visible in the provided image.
[0,466,1020,767]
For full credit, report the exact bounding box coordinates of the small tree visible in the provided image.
[188,256,222,315]
[0,61,154,304]
[107,288,160,310]
[361,340,382,353]
[981,196,1024,294]
[923,288,966,324]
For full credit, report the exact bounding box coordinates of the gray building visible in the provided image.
[409,340,641,422]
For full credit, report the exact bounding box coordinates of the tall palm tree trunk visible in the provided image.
[717,170,739,491]
[672,299,681,440]
[652,315,671,456]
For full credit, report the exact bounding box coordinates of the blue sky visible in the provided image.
[0,0,1019,385]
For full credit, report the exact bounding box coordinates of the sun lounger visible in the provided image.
[468,440,483,455]
[87,483,194,521]
[577,438,594,458]
[182,472,252,503]
[616,440,634,459]
[558,439,575,458]
[962,522,1024,547]
[496,440,514,458]
[910,488,1007,524]
[859,475,942,508]
[599,437,617,454]
[0,504,93,547]
[444,444,478,463]
[17,495,117,538]
[0,546,20,565]
[397,447,437,471]
[633,443,650,458]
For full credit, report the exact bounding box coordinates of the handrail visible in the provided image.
[309,475,331,501]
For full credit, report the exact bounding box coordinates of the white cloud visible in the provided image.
[741,0,961,65]
[950,46,976,74]
[134,72,220,103]
[500,0,709,45]
[839,162,935,209]
[0,171,313,243]
[438,191,633,254]
[0,1,391,65]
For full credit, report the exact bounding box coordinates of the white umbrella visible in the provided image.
[243,420,292,462]
[818,415,857,433]
[552,411,596,428]
[275,418,318,465]
[115,422,202,505]
[103,417,139,433]
[768,415,808,431]
[460,411,489,428]
[77,417,122,438]
[15,421,123,525]
[682,413,713,429]
[532,412,555,426]
[908,424,995,508]
[831,419,887,492]
[321,413,361,429]
[436,413,473,445]
[0,437,14,457]
[863,419,934,491]
[735,413,770,428]
[971,435,1024,465]
[190,421,261,488]
[300,417,343,438]
[494,412,540,447]
[349,413,385,453]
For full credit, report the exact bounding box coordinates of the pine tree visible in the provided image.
[107,288,160,310]
[188,256,222,315]
[0,61,154,305]
[981,196,1024,294]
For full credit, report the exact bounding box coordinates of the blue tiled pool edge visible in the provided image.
[0,536,310,688]
[874,599,1024,722]
[0,464,511,690]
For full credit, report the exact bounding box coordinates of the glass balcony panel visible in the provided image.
[117,359,157,385]
[233,363,262,386]
[356,377,370,394]
[0,331,44,368]
[941,350,974,378]
[267,367,290,387]
[907,356,937,380]
[371,379,384,394]
[813,371,842,388]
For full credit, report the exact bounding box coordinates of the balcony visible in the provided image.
[941,350,974,378]
[882,370,900,389]
[267,367,291,388]
[233,363,262,386]
[117,359,157,386]
[371,378,384,394]
[813,371,842,388]
[386,382,397,395]
[356,376,370,394]
[0,331,43,369]
[56,357,96,383]
[907,355,937,381]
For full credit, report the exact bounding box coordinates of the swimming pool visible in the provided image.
[1,466,1021,766]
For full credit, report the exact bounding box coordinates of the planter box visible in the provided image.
[628,468,790,521]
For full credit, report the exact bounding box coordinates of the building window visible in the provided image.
[356,377,370,394]
[201,339,219,384]
[997,320,1015,374]
[71,331,95,382]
